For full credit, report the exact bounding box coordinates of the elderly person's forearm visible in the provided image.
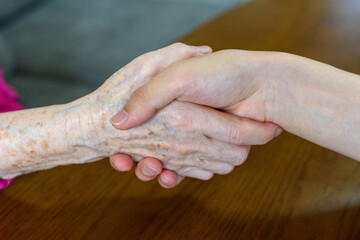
[0,102,110,179]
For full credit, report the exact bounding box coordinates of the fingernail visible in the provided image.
[199,46,211,54]
[275,128,283,137]
[110,109,128,126]
[159,175,170,185]
[142,163,159,177]
[113,161,126,172]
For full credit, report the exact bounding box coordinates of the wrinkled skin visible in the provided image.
[1,44,279,181]
[88,101,249,180]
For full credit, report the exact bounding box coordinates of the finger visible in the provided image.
[139,42,212,76]
[135,157,162,181]
[153,105,252,167]
[166,156,237,175]
[195,160,235,175]
[196,107,282,145]
[177,168,214,180]
[158,169,181,189]
[200,139,251,166]
[109,154,134,172]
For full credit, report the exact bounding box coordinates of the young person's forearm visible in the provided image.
[268,54,360,160]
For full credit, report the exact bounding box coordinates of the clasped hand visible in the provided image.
[100,43,282,188]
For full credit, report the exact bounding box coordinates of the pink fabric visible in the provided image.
[0,67,24,189]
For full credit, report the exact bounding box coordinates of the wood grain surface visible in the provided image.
[1,0,360,239]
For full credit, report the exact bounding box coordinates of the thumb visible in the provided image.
[110,71,182,129]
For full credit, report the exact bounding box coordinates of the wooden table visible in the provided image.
[1,0,360,239]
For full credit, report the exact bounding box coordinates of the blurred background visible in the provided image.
[0,0,249,108]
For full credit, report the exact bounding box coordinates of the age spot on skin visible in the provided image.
[27,138,37,147]
[42,141,49,150]
[156,144,167,150]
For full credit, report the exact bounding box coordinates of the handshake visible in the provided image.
[104,43,283,188]
[3,42,357,189]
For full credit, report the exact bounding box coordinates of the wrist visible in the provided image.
[263,52,360,159]
[262,52,305,130]
[65,96,129,156]
[0,102,93,178]
[63,99,106,148]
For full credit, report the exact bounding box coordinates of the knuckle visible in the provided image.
[172,42,187,50]
[217,164,235,175]
[224,164,235,174]
[202,172,214,181]
[259,126,278,145]
[133,54,147,65]
[262,134,273,145]
[227,126,247,145]
[131,87,148,102]
[132,54,152,74]
[173,42,192,56]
